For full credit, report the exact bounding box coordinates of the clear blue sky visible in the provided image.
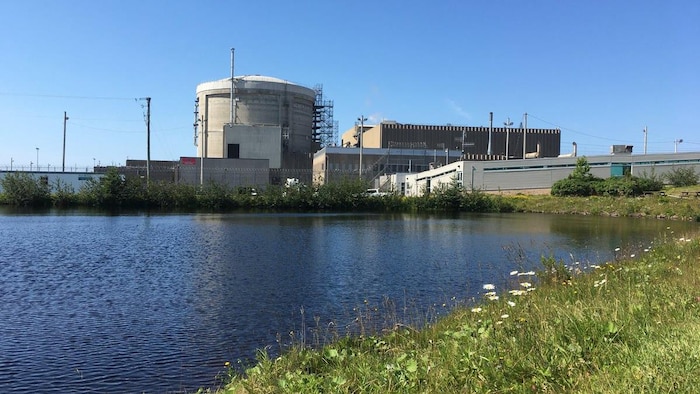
[1,0,698,170]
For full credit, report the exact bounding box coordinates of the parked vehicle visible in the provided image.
[365,188,390,197]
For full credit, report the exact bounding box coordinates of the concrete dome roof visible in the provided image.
[196,75,315,98]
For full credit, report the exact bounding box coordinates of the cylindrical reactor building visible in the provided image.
[195,75,317,169]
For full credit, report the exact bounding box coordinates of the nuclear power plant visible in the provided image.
[193,74,336,184]
[76,51,698,194]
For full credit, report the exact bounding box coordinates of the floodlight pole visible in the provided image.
[674,138,683,153]
[504,117,513,160]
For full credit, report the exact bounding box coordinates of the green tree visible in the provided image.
[571,157,594,179]
[551,157,602,196]
[664,166,698,187]
[78,167,126,207]
[0,172,51,206]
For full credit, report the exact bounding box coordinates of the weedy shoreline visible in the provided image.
[210,198,700,393]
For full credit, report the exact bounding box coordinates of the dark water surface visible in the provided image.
[0,210,695,393]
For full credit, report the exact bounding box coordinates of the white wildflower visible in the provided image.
[483,284,495,290]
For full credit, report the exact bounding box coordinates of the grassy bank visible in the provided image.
[504,191,700,221]
[213,228,700,393]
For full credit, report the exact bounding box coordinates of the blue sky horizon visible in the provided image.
[1,1,698,169]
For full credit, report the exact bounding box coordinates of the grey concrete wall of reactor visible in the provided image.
[195,75,316,170]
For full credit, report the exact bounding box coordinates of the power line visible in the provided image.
[69,121,143,133]
[527,113,629,143]
[0,92,139,101]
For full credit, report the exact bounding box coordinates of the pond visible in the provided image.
[0,210,695,393]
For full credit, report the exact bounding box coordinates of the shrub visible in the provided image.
[594,176,661,197]
[664,166,698,187]
[431,181,464,211]
[77,168,128,208]
[0,172,51,206]
[634,174,664,192]
[551,158,665,197]
[551,157,603,197]
[52,179,77,207]
[551,177,600,196]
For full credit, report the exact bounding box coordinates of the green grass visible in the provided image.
[211,232,700,393]
[505,192,700,221]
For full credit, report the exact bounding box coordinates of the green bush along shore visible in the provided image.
[215,231,700,393]
[0,168,513,213]
[4,166,700,219]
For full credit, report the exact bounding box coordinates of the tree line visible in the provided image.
[0,168,513,213]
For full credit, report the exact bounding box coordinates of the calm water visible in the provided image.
[0,210,695,393]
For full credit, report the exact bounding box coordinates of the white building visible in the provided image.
[395,152,700,196]
[0,171,103,194]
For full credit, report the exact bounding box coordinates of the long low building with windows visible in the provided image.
[388,152,700,196]
[313,121,562,186]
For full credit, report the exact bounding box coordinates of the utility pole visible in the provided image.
[643,126,648,155]
[200,115,205,186]
[230,48,235,124]
[62,111,68,172]
[522,112,528,159]
[358,116,367,178]
[146,97,151,185]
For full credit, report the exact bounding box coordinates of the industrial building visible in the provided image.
[393,151,700,196]
[313,121,561,186]
[312,146,463,186]
[0,171,103,194]
[340,120,561,159]
[114,158,269,190]
[194,75,335,184]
